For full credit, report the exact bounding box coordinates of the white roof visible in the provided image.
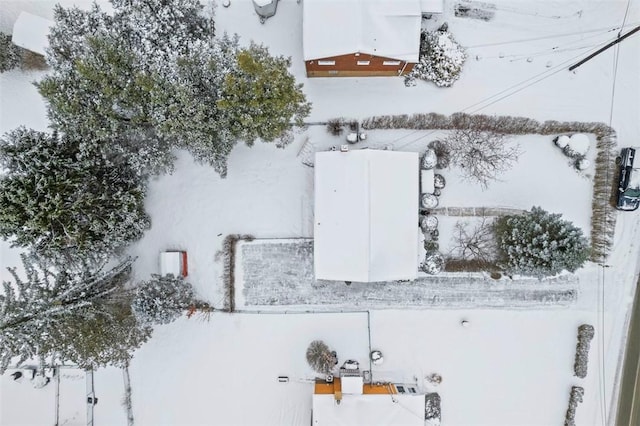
[312,393,425,426]
[303,0,421,62]
[12,12,54,56]
[341,376,363,394]
[314,150,419,282]
[160,252,182,277]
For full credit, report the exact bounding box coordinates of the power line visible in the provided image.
[465,22,640,48]
[568,25,640,71]
[393,39,612,151]
[619,0,633,36]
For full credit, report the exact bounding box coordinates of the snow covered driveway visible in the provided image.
[237,239,578,310]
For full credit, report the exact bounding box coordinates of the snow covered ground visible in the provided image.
[236,238,579,310]
[1,0,640,425]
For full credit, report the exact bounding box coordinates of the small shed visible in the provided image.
[12,12,54,56]
[159,251,188,277]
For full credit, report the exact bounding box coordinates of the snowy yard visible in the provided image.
[1,0,640,426]
[123,309,602,426]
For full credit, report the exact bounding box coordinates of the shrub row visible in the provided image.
[360,112,617,262]
[215,234,254,312]
[425,392,441,422]
[564,386,584,426]
[573,324,595,379]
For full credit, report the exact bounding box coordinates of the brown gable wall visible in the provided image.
[305,53,415,77]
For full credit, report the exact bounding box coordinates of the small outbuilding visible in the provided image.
[314,150,419,282]
[159,251,188,277]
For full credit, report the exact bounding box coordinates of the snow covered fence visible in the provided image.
[215,234,254,312]
[360,112,617,263]
[564,385,584,426]
[573,324,595,379]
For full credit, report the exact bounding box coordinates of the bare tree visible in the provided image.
[444,129,521,188]
[306,340,336,375]
[450,218,497,263]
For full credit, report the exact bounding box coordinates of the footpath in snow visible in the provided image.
[236,239,579,310]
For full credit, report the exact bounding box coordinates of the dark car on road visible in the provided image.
[616,147,640,211]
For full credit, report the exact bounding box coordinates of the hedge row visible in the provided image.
[425,392,441,422]
[573,324,595,379]
[360,112,618,262]
[215,234,254,312]
[564,386,584,426]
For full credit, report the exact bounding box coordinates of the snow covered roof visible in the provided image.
[312,393,425,426]
[303,0,422,62]
[341,375,363,394]
[160,252,182,277]
[314,150,419,282]
[12,12,54,56]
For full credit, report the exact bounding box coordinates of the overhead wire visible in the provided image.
[465,21,640,48]
[393,37,613,151]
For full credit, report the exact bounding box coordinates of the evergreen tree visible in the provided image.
[38,0,309,177]
[0,254,151,373]
[218,43,311,145]
[0,127,149,261]
[406,28,466,87]
[0,33,21,73]
[493,207,590,276]
[131,274,209,325]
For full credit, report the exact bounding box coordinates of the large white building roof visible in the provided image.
[312,393,425,426]
[12,12,54,56]
[314,150,419,282]
[302,0,422,62]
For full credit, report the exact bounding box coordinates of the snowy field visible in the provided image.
[1,0,640,425]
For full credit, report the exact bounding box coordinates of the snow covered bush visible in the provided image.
[564,386,584,426]
[132,274,207,325]
[422,253,445,274]
[422,148,437,169]
[326,118,345,136]
[306,340,336,375]
[0,254,151,373]
[493,207,590,276]
[0,33,21,73]
[425,392,441,423]
[39,0,310,177]
[0,128,150,262]
[444,128,520,188]
[573,324,594,379]
[554,134,590,162]
[406,28,467,87]
[429,140,451,168]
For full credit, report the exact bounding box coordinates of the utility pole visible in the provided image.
[569,25,640,71]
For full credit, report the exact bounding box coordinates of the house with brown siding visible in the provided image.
[303,0,441,77]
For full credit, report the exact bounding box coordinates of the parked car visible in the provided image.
[616,148,640,211]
